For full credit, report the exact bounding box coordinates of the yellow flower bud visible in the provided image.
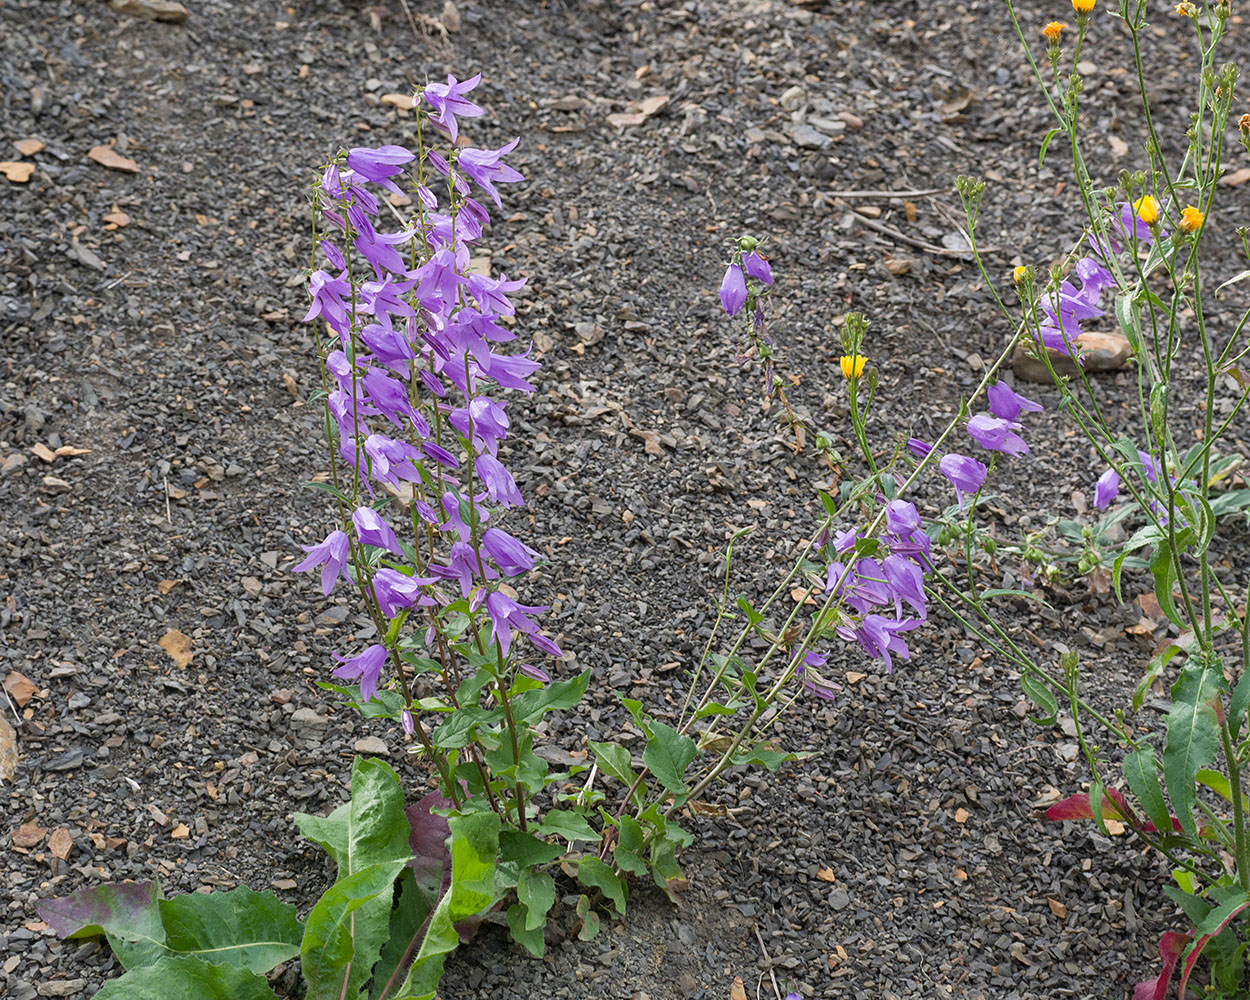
[840,355,867,380]
[1179,205,1204,232]
[1013,265,1028,284]
[1042,21,1066,42]
[1133,195,1160,225]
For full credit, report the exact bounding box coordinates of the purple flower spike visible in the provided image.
[742,252,773,285]
[719,263,747,316]
[353,506,402,555]
[940,453,988,507]
[1093,467,1120,509]
[423,73,485,143]
[332,644,389,702]
[294,529,351,596]
[475,453,523,507]
[986,380,1042,422]
[966,413,1029,456]
[371,567,436,619]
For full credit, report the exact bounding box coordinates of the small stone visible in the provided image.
[110,0,189,23]
[789,124,831,150]
[241,576,262,597]
[2,453,28,475]
[778,85,805,109]
[37,982,87,998]
[354,736,389,756]
[1012,330,1132,383]
[291,707,328,731]
[828,888,850,911]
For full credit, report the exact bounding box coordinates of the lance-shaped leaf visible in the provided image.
[1133,931,1191,1000]
[1177,891,1250,999]
[1123,747,1172,834]
[93,955,279,1000]
[1044,788,1130,824]
[295,757,414,1000]
[1164,662,1224,840]
[37,879,168,970]
[391,810,501,1000]
[158,886,302,974]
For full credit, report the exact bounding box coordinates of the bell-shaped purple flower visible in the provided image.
[967,413,1029,456]
[484,590,547,657]
[457,138,524,209]
[346,145,415,198]
[885,500,921,538]
[986,380,1042,422]
[370,568,436,619]
[882,554,926,618]
[940,453,988,507]
[719,263,747,316]
[294,529,351,595]
[332,644,389,702]
[353,506,402,555]
[482,527,536,576]
[1093,467,1120,509]
[475,453,523,507]
[906,438,933,459]
[423,73,485,143]
[742,251,773,286]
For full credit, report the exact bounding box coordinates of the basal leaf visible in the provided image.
[369,869,435,1000]
[37,879,167,970]
[93,956,279,1000]
[517,869,555,931]
[576,857,626,916]
[300,862,403,1000]
[498,830,563,868]
[158,887,301,975]
[505,902,545,957]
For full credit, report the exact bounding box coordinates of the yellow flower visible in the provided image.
[1071,0,1095,12]
[1013,265,1028,284]
[1179,205,1204,232]
[1174,1,1196,13]
[1241,113,1250,134]
[1133,195,1160,225]
[1042,20,1066,42]
[840,355,867,379]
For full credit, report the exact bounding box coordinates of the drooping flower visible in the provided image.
[332,644,389,702]
[967,413,1029,456]
[840,354,867,379]
[423,73,485,143]
[457,139,524,209]
[794,649,836,701]
[906,438,933,459]
[346,145,416,198]
[484,590,547,657]
[1093,467,1120,509]
[940,453,988,507]
[294,529,351,595]
[475,453,523,507]
[1179,205,1204,233]
[986,380,1043,422]
[719,263,747,316]
[482,527,537,575]
[742,251,773,285]
[353,506,403,555]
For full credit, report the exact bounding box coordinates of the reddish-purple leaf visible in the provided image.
[1045,787,1132,824]
[1178,900,1250,998]
[36,879,167,970]
[1133,931,1190,1000]
[405,791,452,900]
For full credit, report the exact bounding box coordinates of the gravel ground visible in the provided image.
[3,1,1248,998]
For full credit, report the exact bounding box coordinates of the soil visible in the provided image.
[2,1,1248,999]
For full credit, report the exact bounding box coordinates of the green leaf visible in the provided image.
[642,721,698,797]
[735,595,764,627]
[576,857,626,916]
[430,706,504,749]
[1021,668,1058,726]
[317,681,406,720]
[517,869,555,931]
[1196,768,1234,802]
[505,903,545,957]
[158,887,301,975]
[37,880,168,971]
[1215,268,1250,294]
[93,956,279,1000]
[728,745,800,772]
[1230,669,1250,741]
[302,480,352,504]
[1114,294,1141,354]
[1133,641,1185,712]
[1164,662,1224,839]
[369,869,437,1000]
[499,831,563,868]
[512,668,591,726]
[1113,524,1163,604]
[300,862,404,1000]
[619,696,650,736]
[1038,127,1060,168]
[1150,535,1188,628]
[1123,747,1171,833]
[294,757,414,1000]
[590,740,640,799]
[575,895,600,941]
[538,809,599,844]
[978,588,1049,604]
[392,811,501,1000]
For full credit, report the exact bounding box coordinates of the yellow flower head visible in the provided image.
[840,355,867,379]
[1071,0,1096,12]
[1241,113,1250,135]
[1179,205,1204,232]
[1013,265,1029,284]
[1174,1,1196,13]
[1133,195,1160,226]
[1043,20,1066,42]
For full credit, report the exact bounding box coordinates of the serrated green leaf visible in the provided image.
[93,956,279,1000]
[1164,662,1224,839]
[158,887,301,975]
[642,721,698,796]
[1123,747,1171,833]
[517,869,555,931]
[37,880,168,971]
